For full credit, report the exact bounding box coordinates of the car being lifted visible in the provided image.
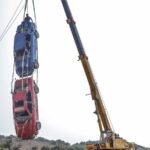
[12,77,41,139]
[14,14,39,77]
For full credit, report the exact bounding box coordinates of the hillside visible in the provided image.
[0,135,149,150]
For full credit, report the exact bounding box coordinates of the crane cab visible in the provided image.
[14,15,39,77]
[12,77,40,139]
[86,131,132,150]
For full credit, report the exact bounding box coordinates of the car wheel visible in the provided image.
[34,60,39,69]
[34,85,39,94]
[35,30,39,39]
[36,122,41,130]
[35,131,38,135]
[31,134,35,139]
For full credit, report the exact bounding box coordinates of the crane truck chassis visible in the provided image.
[60,0,136,149]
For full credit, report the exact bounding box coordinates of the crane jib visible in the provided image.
[61,0,85,56]
[61,0,112,132]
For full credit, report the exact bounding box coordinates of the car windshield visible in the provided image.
[15,111,30,123]
[15,111,29,117]
[16,49,28,56]
[15,83,28,92]
[15,100,23,108]
[26,34,31,49]
[15,49,29,61]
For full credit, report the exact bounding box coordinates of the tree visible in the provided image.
[67,147,76,150]
[50,146,61,150]
[13,146,20,150]
[41,146,50,150]
[3,140,12,150]
[32,147,37,150]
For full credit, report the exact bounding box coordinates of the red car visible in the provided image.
[12,77,41,139]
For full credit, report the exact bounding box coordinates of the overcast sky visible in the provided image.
[0,0,150,147]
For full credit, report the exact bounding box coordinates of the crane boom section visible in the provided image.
[80,54,112,131]
[61,0,85,55]
[61,0,112,132]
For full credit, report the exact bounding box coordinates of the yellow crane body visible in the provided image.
[60,0,136,149]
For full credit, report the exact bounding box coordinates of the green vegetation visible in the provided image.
[0,135,149,150]
[41,146,50,150]
[0,140,12,150]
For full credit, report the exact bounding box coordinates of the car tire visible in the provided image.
[35,30,39,39]
[34,60,39,69]
[31,134,35,139]
[36,122,41,130]
[34,85,39,94]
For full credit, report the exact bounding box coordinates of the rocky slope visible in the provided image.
[0,135,149,150]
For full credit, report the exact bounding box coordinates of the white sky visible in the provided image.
[0,0,150,147]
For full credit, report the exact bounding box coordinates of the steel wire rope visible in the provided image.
[24,0,39,86]
[35,44,39,86]
[11,61,15,93]
[0,0,24,41]
[0,5,25,42]
[9,1,25,95]
[86,58,115,132]
[32,0,39,86]
[27,1,29,15]
[15,121,20,136]
[23,0,28,19]
[36,63,39,85]
[21,119,30,139]
[26,49,30,87]
[32,0,37,26]
[21,50,26,90]
[97,84,115,132]
[27,50,29,80]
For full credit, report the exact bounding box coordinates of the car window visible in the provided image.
[15,49,29,61]
[15,84,28,92]
[27,92,32,113]
[15,100,23,108]
[26,34,31,49]
[16,50,25,57]
[15,111,29,117]
[15,111,30,123]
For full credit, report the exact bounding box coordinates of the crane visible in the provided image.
[60,0,135,149]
